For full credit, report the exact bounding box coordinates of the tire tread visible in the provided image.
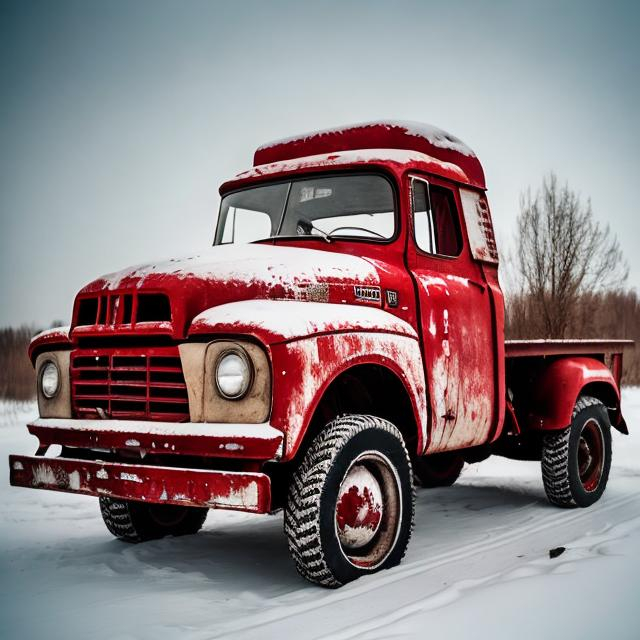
[99,497,208,542]
[284,414,414,588]
[541,395,608,508]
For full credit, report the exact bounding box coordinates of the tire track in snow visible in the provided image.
[324,512,640,640]
[208,492,638,639]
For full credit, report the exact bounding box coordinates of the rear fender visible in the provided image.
[526,356,625,433]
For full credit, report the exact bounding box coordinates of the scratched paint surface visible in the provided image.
[336,465,383,548]
[271,331,428,459]
[415,274,495,453]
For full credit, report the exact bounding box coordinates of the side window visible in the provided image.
[412,180,435,253]
[430,186,462,256]
[412,179,462,257]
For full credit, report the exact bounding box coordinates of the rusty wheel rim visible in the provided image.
[577,418,604,493]
[334,451,402,570]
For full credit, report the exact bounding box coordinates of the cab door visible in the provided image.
[408,176,496,453]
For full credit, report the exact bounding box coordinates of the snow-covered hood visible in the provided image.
[75,244,386,338]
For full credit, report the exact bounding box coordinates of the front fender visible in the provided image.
[188,299,418,344]
[527,356,623,432]
[29,326,71,365]
[269,332,428,460]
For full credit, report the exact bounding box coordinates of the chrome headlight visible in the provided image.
[215,348,253,400]
[40,360,61,399]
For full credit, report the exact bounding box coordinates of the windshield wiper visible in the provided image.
[325,226,387,240]
[298,217,331,243]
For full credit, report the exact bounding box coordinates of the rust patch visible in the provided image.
[297,283,330,303]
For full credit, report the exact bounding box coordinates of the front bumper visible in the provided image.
[9,454,271,512]
[8,418,283,513]
[27,418,283,459]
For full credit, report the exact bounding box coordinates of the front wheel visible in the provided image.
[541,395,612,508]
[99,497,208,542]
[285,415,415,588]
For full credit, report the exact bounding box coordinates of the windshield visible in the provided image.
[214,174,395,245]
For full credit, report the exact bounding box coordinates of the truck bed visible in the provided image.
[504,339,633,433]
[505,339,634,358]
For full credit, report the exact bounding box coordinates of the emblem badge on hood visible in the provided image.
[354,285,381,303]
[385,289,399,308]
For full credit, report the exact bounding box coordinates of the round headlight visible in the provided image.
[215,349,253,400]
[40,360,60,399]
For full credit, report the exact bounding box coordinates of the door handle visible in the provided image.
[468,279,486,292]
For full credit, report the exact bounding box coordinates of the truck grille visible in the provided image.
[70,347,190,422]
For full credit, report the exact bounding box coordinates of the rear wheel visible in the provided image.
[99,497,208,542]
[285,414,415,588]
[541,396,612,508]
[413,453,464,488]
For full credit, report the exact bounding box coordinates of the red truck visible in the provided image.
[9,121,632,588]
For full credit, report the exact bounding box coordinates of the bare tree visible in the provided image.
[514,173,628,337]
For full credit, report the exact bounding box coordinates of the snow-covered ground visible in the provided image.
[1,390,639,640]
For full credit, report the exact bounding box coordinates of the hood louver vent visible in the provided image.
[75,293,171,328]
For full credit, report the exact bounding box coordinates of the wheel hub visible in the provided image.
[578,439,593,475]
[336,464,384,549]
[578,419,604,492]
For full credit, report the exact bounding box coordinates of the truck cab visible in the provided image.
[10,121,631,588]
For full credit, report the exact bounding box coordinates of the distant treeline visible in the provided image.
[506,289,639,385]
[0,326,38,400]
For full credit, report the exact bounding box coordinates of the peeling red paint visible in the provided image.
[336,486,382,542]
[14,120,632,522]
[10,454,271,513]
[271,331,428,460]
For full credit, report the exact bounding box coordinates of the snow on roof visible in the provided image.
[229,148,469,186]
[252,121,485,189]
[257,120,475,157]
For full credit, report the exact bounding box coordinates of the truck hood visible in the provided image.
[75,244,385,339]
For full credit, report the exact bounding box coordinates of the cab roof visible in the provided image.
[221,148,472,195]
[252,120,485,190]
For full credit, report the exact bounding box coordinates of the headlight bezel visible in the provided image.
[215,347,254,400]
[39,359,61,400]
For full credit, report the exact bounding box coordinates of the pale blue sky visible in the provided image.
[1,0,638,327]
